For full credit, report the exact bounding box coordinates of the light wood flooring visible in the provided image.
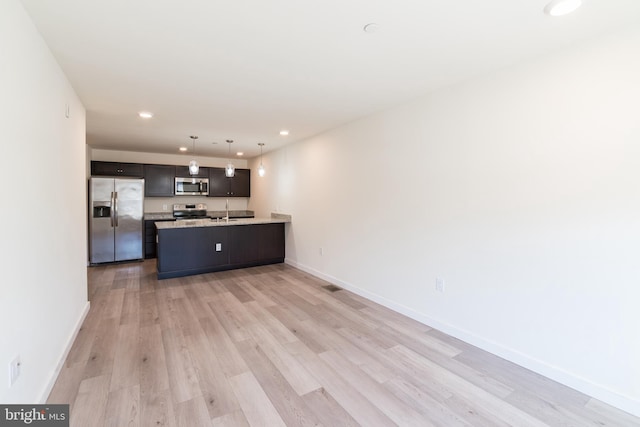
[47,260,639,426]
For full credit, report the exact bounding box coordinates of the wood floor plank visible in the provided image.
[102,287,126,320]
[453,346,591,407]
[70,375,110,427]
[139,290,160,327]
[301,387,359,427]
[284,340,397,426]
[222,278,255,303]
[110,323,140,391]
[184,331,241,419]
[246,322,322,396]
[504,388,599,427]
[64,295,109,367]
[172,295,206,337]
[383,376,475,427]
[47,260,640,427]
[174,396,213,427]
[243,300,299,345]
[139,324,170,397]
[139,389,175,427]
[298,319,396,382]
[183,286,216,319]
[360,304,433,334]
[319,349,433,427]
[208,292,256,342]
[236,279,278,308]
[265,305,328,354]
[161,326,202,404]
[46,364,86,413]
[211,410,250,427]
[228,371,287,427]
[583,398,640,426]
[444,394,514,427]
[236,338,323,427]
[104,384,140,427]
[82,317,120,380]
[199,316,249,378]
[389,344,550,427]
[371,324,516,400]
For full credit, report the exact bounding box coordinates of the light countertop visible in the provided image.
[144,210,255,221]
[155,213,291,230]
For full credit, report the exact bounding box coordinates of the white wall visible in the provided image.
[0,0,89,403]
[249,26,640,416]
[91,148,250,212]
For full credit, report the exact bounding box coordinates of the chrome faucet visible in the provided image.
[223,198,230,222]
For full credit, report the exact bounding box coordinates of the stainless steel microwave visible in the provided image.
[175,177,209,196]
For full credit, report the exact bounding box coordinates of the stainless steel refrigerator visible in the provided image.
[89,177,144,264]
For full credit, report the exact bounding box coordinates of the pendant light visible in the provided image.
[257,143,266,177]
[225,139,235,177]
[188,135,199,175]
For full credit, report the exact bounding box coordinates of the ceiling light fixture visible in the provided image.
[279,130,289,136]
[179,147,187,152]
[225,140,235,177]
[188,135,199,175]
[544,0,582,16]
[363,23,379,33]
[258,143,265,177]
[236,152,244,156]
[138,111,153,119]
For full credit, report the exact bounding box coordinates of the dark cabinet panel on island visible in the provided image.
[157,227,229,273]
[229,223,284,265]
[144,164,175,197]
[156,222,285,279]
[259,223,286,260]
[91,161,143,177]
[229,225,260,265]
[175,166,209,178]
[208,168,251,197]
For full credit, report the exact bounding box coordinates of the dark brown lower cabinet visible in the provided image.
[144,219,175,259]
[156,223,284,279]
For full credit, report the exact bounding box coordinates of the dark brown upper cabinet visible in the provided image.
[208,168,250,197]
[91,161,143,177]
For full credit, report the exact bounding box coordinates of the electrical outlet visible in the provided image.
[9,356,20,386]
[162,204,168,211]
[215,243,222,252]
[435,277,445,292]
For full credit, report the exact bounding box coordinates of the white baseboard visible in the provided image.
[39,301,90,403]
[285,258,640,418]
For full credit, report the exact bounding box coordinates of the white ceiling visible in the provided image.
[19,0,640,158]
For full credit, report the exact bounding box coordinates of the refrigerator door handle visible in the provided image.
[114,191,119,227]
[110,191,115,227]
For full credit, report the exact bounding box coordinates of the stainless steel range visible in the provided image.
[172,203,210,220]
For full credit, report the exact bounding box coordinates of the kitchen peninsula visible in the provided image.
[155,214,290,279]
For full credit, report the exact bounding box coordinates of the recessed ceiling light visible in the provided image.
[280,130,289,136]
[363,23,379,33]
[138,111,153,119]
[544,0,582,16]
[179,147,187,152]
[236,152,244,156]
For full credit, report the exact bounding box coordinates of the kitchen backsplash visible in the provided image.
[144,196,249,213]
